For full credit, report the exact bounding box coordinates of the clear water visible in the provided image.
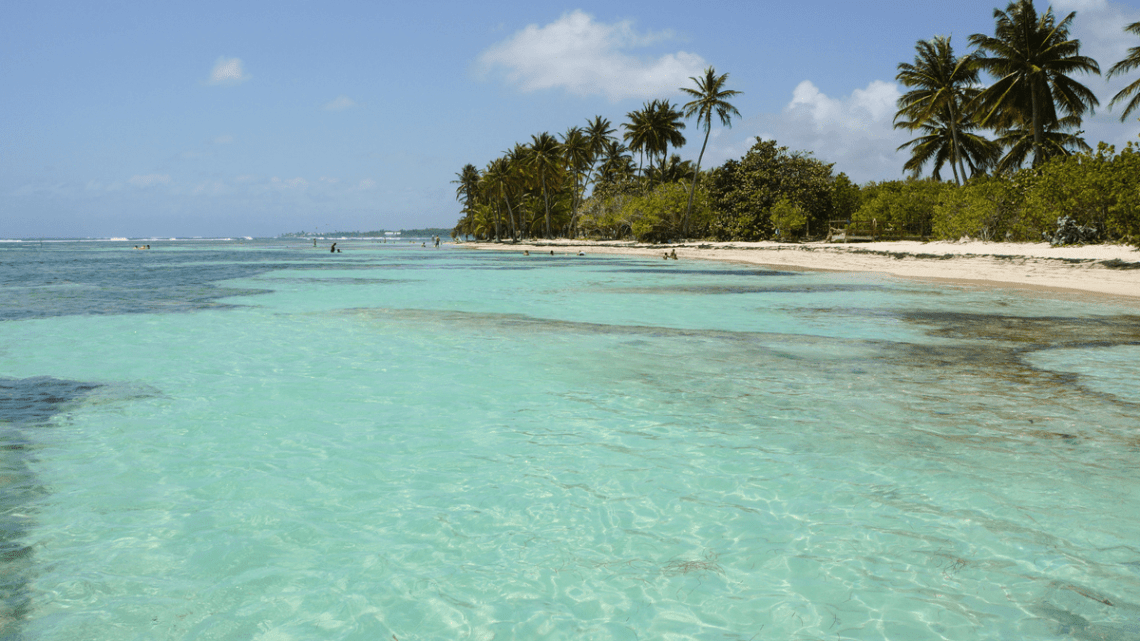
[2,239,1139,640]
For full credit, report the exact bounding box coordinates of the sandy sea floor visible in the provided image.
[460,239,1140,300]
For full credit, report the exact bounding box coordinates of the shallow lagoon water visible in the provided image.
[1,240,1139,640]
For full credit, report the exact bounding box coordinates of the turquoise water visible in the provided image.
[2,239,1139,640]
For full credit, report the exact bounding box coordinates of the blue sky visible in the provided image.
[3,0,1139,238]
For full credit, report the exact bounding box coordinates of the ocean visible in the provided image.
[1,238,1138,640]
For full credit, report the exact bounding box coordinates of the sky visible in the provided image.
[3,0,1140,238]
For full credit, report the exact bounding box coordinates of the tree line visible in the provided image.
[453,0,1140,245]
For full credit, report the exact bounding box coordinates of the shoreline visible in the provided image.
[459,239,1140,300]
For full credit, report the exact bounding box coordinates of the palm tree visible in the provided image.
[524,132,563,238]
[583,115,616,199]
[968,0,1100,168]
[596,140,635,187]
[894,37,983,184]
[680,67,741,235]
[896,110,1001,179]
[645,154,695,184]
[623,103,654,179]
[452,164,481,237]
[1107,21,1140,121]
[561,126,592,237]
[993,115,1090,172]
[648,99,687,183]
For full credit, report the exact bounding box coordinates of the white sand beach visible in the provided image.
[462,239,1140,300]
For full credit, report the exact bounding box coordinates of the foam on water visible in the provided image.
[1,240,1138,640]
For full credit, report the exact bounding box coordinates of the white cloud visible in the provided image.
[213,134,234,145]
[358,178,376,190]
[323,95,357,111]
[476,10,706,101]
[128,174,172,187]
[208,57,250,85]
[704,80,908,183]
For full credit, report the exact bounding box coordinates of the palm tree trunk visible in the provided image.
[949,105,964,185]
[684,124,711,237]
[1031,89,1043,166]
[503,190,518,241]
[541,172,552,238]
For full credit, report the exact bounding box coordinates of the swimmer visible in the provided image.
[663,252,668,260]
[577,251,584,256]
[671,249,677,260]
[523,250,529,256]
[550,250,554,255]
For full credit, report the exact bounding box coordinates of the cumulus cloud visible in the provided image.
[128,174,172,187]
[704,80,908,183]
[323,95,357,111]
[476,10,706,101]
[208,57,250,85]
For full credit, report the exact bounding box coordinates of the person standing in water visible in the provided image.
[330,243,337,253]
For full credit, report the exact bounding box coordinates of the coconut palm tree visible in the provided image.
[896,109,1001,180]
[968,0,1100,168]
[680,66,741,235]
[645,154,696,184]
[894,37,983,184]
[993,115,1090,173]
[648,99,687,183]
[596,140,635,187]
[623,103,654,179]
[452,164,481,237]
[1107,21,1140,121]
[561,126,592,237]
[524,132,563,238]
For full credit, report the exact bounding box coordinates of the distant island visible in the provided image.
[279,228,452,238]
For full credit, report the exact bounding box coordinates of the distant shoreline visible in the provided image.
[461,239,1140,300]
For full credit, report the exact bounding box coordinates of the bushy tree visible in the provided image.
[931,176,1029,240]
[707,140,836,241]
[854,180,953,238]
[1023,142,1140,242]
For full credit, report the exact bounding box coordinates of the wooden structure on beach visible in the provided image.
[827,219,878,243]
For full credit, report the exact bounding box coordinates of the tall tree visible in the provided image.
[1107,21,1140,121]
[894,37,982,184]
[452,164,481,237]
[649,99,687,182]
[561,127,592,237]
[680,67,741,236]
[968,0,1100,168]
[524,132,563,238]
[623,103,654,179]
[596,140,635,187]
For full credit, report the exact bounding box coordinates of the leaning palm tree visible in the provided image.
[524,132,563,238]
[895,36,982,185]
[1107,21,1140,121]
[968,0,1100,168]
[680,67,741,235]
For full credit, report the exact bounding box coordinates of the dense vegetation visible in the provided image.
[453,0,1140,245]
